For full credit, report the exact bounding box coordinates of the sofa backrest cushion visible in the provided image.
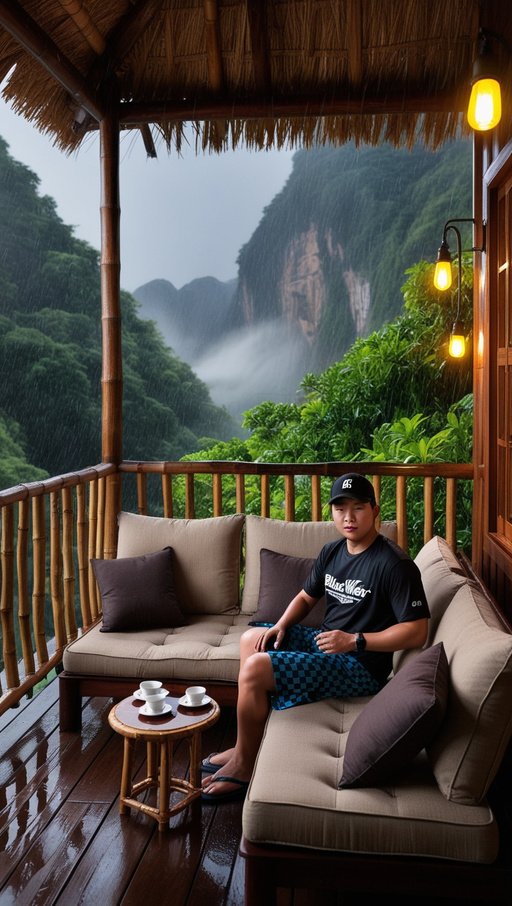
[251,549,326,627]
[241,515,397,614]
[428,581,512,804]
[117,512,244,614]
[241,516,340,614]
[393,535,467,673]
[92,547,186,631]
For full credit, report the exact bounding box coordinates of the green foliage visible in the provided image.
[0,137,235,479]
[0,412,48,488]
[359,396,473,554]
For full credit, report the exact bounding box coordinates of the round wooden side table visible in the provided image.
[108,693,220,831]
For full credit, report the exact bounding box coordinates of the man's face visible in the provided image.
[331,497,378,544]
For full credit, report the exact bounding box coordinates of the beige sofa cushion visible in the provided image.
[241,516,397,614]
[116,512,244,615]
[428,581,512,804]
[393,535,467,673]
[243,698,498,863]
[63,613,252,682]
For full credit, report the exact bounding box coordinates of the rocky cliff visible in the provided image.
[134,140,472,418]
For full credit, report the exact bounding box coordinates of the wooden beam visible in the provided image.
[246,0,271,96]
[140,123,157,158]
[118,89,463,126]
[204,0,224,93]
[0,0,105,121]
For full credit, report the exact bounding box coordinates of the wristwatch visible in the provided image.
[355,632,366,652]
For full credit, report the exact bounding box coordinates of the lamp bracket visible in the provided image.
[441,217,486,254]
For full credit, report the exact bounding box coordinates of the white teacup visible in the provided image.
[145,689,167,712]
[139,680,162,698]
[185,685,206,706]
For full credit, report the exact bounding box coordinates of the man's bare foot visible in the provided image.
[201,747,234,773]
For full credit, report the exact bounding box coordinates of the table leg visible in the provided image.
[147,740,158,782]
[120,737,134,814]
[189,730,201,789]
[158,739,173,832]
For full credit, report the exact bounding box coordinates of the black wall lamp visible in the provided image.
[433,218,485,359]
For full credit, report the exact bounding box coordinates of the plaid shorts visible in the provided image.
[254,623,381,711]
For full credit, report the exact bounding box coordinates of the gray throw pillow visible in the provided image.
[251,548,325,628]
[92,547,186,632]
[339,642,449,788]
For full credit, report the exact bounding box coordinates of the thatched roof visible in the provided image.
[0,0,511,154]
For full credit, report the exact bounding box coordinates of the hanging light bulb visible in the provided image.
[449,321,466,359]
[467,30,502,132]
[434,238,453,290]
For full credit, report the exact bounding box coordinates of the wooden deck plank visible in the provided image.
[0,680,247,905]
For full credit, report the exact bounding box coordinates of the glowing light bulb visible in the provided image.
[434,260,453,291]
[467,78,502,131]
[449,327,466,359]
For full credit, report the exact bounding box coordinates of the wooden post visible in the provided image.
[100,100,122,558]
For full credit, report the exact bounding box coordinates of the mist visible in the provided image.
[193,320,308,421]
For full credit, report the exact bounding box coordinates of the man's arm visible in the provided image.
[315,619,428,655]
[254,589,318,651]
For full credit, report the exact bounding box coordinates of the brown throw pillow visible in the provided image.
[339,642,449,788]
[92,547,186,632]
[251,548,326,628]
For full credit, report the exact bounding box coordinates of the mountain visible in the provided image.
[134,140,472,419]
[133,276,236,362]
[233,140,473,374]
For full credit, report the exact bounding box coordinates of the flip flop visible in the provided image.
[200,775,249,803]
[201,752,223,774]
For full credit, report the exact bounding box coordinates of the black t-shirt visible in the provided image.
[303,534,430,684]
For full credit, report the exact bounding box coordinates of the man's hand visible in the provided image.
[255,624,286,652]
[315,629,355,654]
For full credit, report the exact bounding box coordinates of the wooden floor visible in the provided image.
[2,680,509,906]
[0,679,246,906]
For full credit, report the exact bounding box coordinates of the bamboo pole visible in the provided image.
[137,472,147,515]
[104,471,120,559]
[32,494,48,667]
[50,491,66,649]
[284,474,295,521]
[96,476,106,560]
[424,476,435,543]
[446,478,457,551]
[212,473,223,516]
[185,474,195,519]
[76,482,92,627]
[396,476,409,554]
[17,498,34,676]
[162,474,173,518]
[62,486,77,640]
[1,505,19,691]
[310,475,322,521]
[260,475,270,517]
[100,104,122,463]
[235,474,245,514]
[372,474,382,530]
[88,479,100,621]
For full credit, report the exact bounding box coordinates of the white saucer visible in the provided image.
[179,694,211,708]
[139,702,173,717]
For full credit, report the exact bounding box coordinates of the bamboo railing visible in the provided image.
[0,459,473,715]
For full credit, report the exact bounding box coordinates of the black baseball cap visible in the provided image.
[328,473,376,506]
